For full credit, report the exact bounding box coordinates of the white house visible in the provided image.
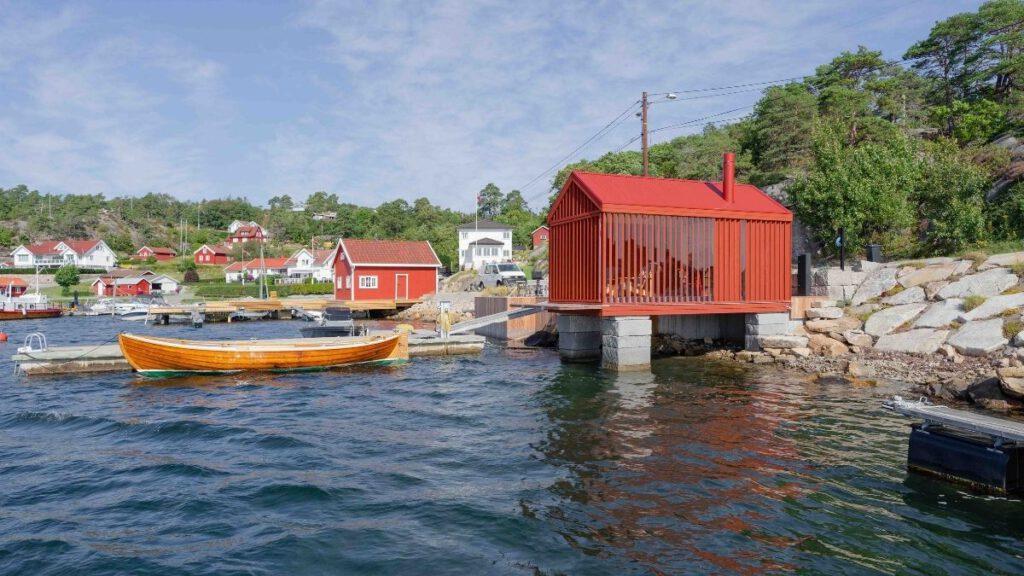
[457,219,513,270]
[11,239,117,269]
[285,247,336,281]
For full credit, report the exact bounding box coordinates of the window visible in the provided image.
[345,276,352,288]
[461,232,468,239]
[503,250,510,257]
[17,254,28,263]
[358,275,378,289]
[503,231,510,239]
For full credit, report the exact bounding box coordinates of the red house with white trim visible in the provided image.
[135,246,177,261]
[334,239,442,302]
[531,225,549,249]
[0,276,28,297]
[193,244,232,265]
[91,275,152,296]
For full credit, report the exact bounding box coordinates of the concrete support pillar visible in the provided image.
[744,312,792,351]
[557,314,601,361]
[601,316,651,371]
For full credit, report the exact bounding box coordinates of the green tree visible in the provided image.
[915,140,990,253]
[54,265,80,295]
[744,83,818,181]
[476,183,503,220]
[791,123,920,257]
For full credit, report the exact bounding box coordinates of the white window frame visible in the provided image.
[358,275,378,289]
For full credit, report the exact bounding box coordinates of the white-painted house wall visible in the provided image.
[457,226,513,270]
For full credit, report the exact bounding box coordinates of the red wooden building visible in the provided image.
[547,153,792,317]
[227,224,267,244]
[0,276,28,297]
[91,275,152,296]
[135,246,177,261]
[334,239,441,302]
[193,244,232,265]
[531,225,549,249]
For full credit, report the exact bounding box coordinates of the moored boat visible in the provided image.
[0,293,62,320]
[118,331,409,377]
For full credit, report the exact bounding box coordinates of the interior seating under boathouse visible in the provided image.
[545,152,794,370]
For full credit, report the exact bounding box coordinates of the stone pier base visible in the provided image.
[744,312,793,351]
[601,316,651,371]
[557,314,601,361]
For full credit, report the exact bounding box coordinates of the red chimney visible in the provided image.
[722,152,735,203]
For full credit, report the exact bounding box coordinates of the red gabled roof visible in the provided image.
[23,239,103,255]
[230,225,264,238]
[340,239,441,267]
[223,261,250,272]
[194,244,230,256]
[567,171,791,217]
[260,257,290,269]
[0,276,28,287]
[138,246,176,255]
[63,240,102,254]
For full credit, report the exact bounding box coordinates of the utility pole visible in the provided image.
[641,91,649,176]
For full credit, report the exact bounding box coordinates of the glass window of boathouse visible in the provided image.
[547,153,793,315]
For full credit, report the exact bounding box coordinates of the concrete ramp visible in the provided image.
[449,306,541,335]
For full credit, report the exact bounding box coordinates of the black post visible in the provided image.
[837,227,846,271]
[797,254,812,296]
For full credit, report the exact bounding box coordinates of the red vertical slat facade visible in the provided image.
[548,154,792,316]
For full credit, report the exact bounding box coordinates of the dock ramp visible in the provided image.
[449,306,542,335]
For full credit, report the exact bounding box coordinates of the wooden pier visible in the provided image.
[147,297,419,323]
[12,332,486,376]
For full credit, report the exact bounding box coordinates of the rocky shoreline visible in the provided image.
[653,249,1024,415]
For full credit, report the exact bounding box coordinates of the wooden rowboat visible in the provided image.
[118,332,408,377]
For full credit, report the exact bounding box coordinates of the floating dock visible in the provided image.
[146,298,420,323]
[12,332,485,376]
[884,396,1024,494]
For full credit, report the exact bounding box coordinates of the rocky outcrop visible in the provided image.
[881,286,926,305]
[851,268,899,306]
[873,329,950,354]
[960,292,1024,321]
[897,264,957,288]
[913,299,964,328]
[936,268,1019,299]
[863,303,928,336]
[947,319,1008,356]
[997,367,1024,399]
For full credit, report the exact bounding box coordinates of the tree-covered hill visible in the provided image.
[548,0,1024,259]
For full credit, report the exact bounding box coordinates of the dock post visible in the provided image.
[557,314,601,361]
[600,316,651,371]
[744,313,792,351]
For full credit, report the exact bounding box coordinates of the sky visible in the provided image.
[0,0,983,212]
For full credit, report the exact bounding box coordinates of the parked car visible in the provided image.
[471,262,527,290]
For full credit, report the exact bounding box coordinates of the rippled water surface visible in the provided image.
[1,316,1023,575]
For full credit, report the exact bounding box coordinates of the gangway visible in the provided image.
[884,396,1024,442]
[448,305,543,335]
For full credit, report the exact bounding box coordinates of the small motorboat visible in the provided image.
[118,331,408,377]
[299,306,365,338]
[0,293,62,320]
[229,308,269,322]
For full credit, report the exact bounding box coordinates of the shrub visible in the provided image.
[963,295,986,311]
[1011,262,1024,277]
[177,259,197,273]
[183,269,200,283]
[1003,319,1022,340]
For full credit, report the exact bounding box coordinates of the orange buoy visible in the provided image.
[0,332,8,342]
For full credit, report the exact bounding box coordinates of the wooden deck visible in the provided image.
[148,297,420,318]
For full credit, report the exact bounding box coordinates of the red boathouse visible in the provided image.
[334,239,441,302]
[547,153,792,317]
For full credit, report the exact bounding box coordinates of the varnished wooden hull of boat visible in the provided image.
[0,308,63,320]
[118,332,408,377]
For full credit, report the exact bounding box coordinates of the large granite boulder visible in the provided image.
[851,267,899,306]
[960,292,1024,321]
[843,330,874,347]
[947,319,1008,356]
[756,335,808,349]
[804,316,862,334]
[913,299,964,328]
[873,329,949,354]
[812,267,866,287]
[805,306,844,319]
[864,303,928,336]
[997,366,1024,399]
[881,286,926,305]
[807,333,849,356]
[935,268,1019,299]
[898,264,956,288]
[981,251,1024,269]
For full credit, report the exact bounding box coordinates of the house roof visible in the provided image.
[531,225,549,234]
[457,219,510,230]
[339,239,441,267]
[224,261,250,272]
[93,275,151,286]
[20,239,103,256]
[287,248,335,268]
[138,246,176,255]
[260,257,290,269]
[566,171,792,217]
[0,276,28,287]
[193,244,230,255]
[230,224,264,238]
[467,238,504,246]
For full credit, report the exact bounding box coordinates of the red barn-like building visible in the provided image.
[193,244,232,265]
[0,276,28,297]
[135,246,177,261]
[334,239,441,302]
[91,276,152,296]
[531,225,549,249]
[547,153,792,317]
